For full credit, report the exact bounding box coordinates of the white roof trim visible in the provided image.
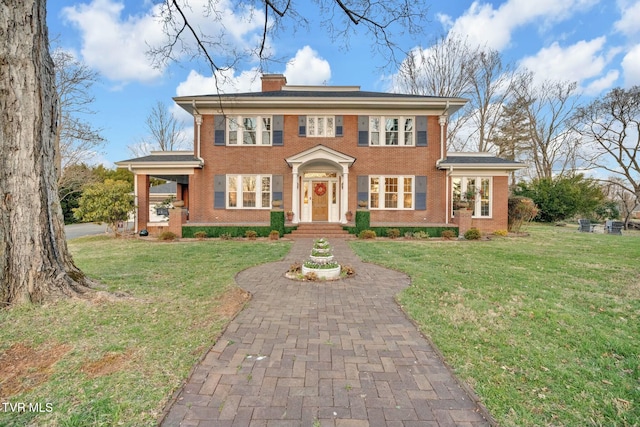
[285,144,356,167]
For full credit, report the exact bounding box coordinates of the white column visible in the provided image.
[291,166,300,224]
[341,165,349,224]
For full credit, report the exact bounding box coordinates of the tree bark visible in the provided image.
[1,0,92,305]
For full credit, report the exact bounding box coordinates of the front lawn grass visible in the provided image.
[0,236,290,427]
[351,225,639,427]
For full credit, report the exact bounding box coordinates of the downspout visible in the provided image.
[192,100,204,164]
[445,166,453,225]
[438,101,450,224]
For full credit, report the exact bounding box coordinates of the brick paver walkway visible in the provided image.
[160,238,492,427]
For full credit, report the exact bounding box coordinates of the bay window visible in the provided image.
[370,176,414,209]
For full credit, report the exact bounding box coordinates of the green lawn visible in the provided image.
[0,236,290,427]
[351,225,640,427]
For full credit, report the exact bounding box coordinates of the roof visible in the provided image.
[437,153,526,170]
[116,152,201,164]
[174,86,467,116]
[150,181,177,194]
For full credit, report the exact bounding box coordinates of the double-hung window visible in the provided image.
[369,176,414,209]
[452,177,492,217]
[369,116,414,146]
[227,175,271,209]
[307,116,335,137]
[228,116,272,145]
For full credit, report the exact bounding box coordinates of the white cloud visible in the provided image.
[62,0,264,85]
[621,44,640,86]
[614,0,640,37]
[62,0,166,83]
[518,37,613,89]
[175,68,262,96]
[284,46,331,85]
[175,46,331,97]
[439,0,598,51]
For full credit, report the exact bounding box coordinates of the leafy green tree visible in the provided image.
[514,175,605,222]
[74,180,135,234]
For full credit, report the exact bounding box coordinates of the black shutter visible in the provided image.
[214,175,225,209]
[298,115,306,136]
[273,115,284,146]
[214,115,226,146]
[415,176,427,210]
[358,116,368,146]
[416,116,427,146]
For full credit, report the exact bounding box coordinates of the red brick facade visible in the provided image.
[119,75,522,234]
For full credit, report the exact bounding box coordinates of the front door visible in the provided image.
[311,181,329,221]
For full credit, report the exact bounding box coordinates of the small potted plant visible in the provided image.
[345,210,353,221]
[286,210,294,221]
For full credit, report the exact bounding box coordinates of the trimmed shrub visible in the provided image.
[269,230,280,240]
[158,231,177,241]
[413,230,429,239]
[464,228,482,240]
[441,230,456,240]
[493,229,508,237]
[194,231,207,240]
[358,229,377,239]
[355,210,370,233]
[270,210,285,236]
[245,230,258,240]
[386,228,400,239]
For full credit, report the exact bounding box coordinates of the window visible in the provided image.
[227,116,272,145]
[227,175,271,209]
[369,116,414,146]
[452,177,492,217]
[307,116,335,137]
[370,176,413,209]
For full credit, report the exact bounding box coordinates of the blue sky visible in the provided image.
[47,0,640,166]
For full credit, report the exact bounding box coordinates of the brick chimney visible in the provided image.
[261,74,287,92]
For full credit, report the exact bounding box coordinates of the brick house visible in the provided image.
[116,74,524,236]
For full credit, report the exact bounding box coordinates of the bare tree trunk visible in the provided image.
[1,0,92,305]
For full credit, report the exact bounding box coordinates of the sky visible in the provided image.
[46,0,640,167]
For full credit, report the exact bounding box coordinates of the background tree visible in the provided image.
[1,0,93,305]
[74,180,135,234]
[514,74,582,179]
[393,35,516,151]
[127,101,188,157]
[52,47,105,178]
[514,175,605,222]
[153,0,429,88]
[573,86,640,215]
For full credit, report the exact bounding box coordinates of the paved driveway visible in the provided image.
[64,223,107,240]
[160,238,492,427]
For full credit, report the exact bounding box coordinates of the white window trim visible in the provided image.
[453,176,492,218]
[307,115,335,137]
[226,174,272,209]
[227,115,272,146]
[369,116,414,146]
[369,175,414,210]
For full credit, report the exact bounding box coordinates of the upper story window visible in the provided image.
[369,175,414,209]
[307,116,335,137]
[370,116,414,146]
[228,116,272,145]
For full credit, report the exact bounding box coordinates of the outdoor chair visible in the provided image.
[606,220,624,235]
[578,219,594,232]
